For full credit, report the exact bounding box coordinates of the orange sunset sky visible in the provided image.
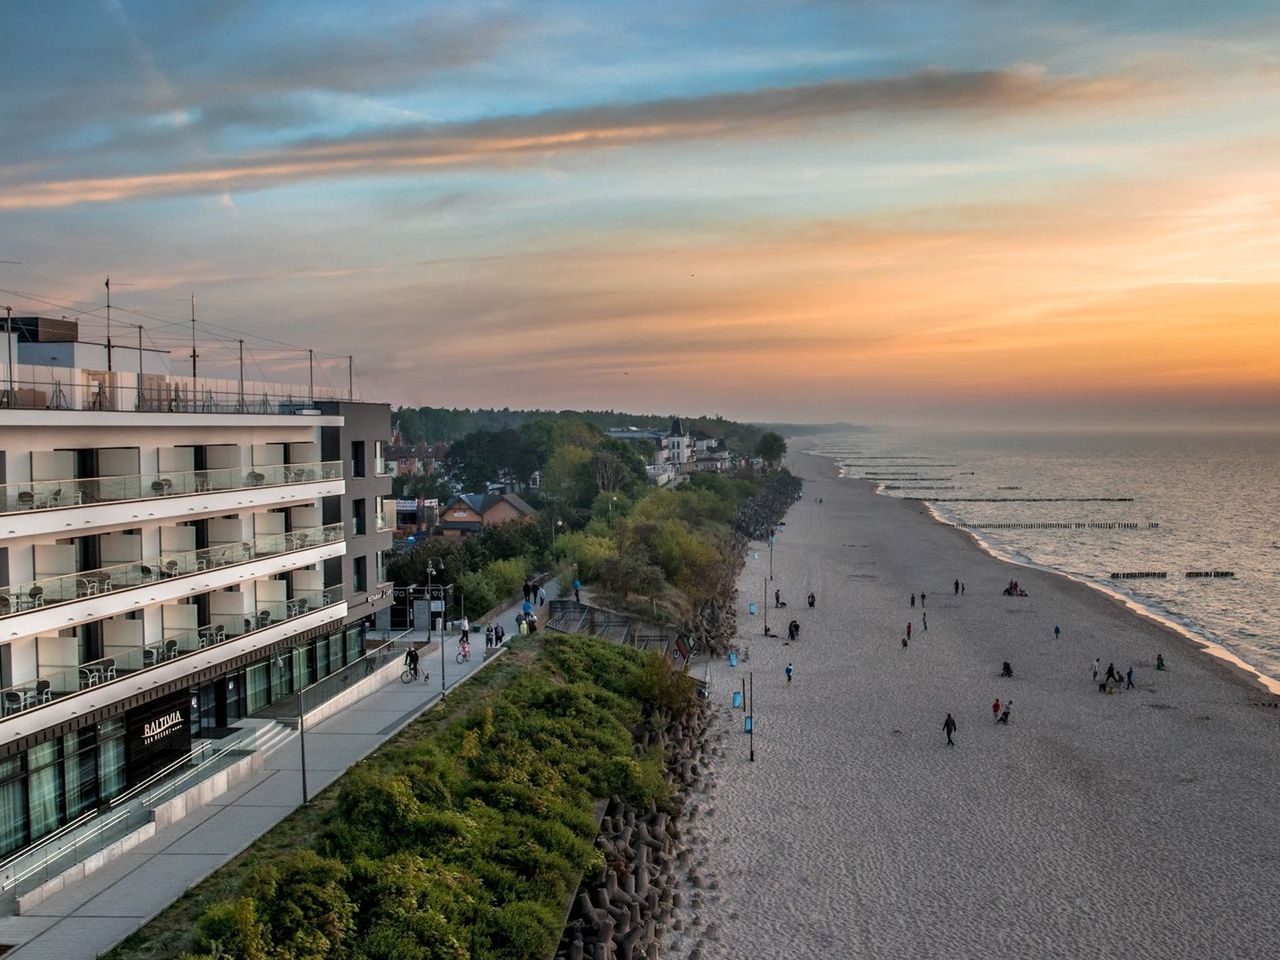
[1,1,1279,427]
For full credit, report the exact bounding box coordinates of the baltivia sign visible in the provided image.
[126,690,192,783]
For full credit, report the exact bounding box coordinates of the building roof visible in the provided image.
[444,492,537,518]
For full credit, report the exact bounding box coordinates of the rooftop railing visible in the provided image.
[0,460,343,516]
[0,522,344,621]
[0,587,343,720]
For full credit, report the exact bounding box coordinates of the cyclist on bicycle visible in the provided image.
[404,645,419,677]
[459,636,471,662]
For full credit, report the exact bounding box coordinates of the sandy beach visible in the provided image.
[670,448,1280,960]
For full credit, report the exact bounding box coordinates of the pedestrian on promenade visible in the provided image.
[997,700,1012,724]
[523,599,533,618]
[992,698,1001,722]
[775,589,786,608]
[906,621,912,640]
[1125,667,1135,690]
[1054,624,1061,641]
[485,624,494,648]
[537,585,547,607]
[955,578,961,595]
[943,713,957,747]
[785,663,794,684]
[522,580,532,603]
[910,593,916,607]
[921,592,926,608]
[922,612,928,631]
[807,592,816,608]
[494,623,505,646]
[528,613,538,633]
[404,645,419,674]
[573,576,582,602]
[961,582,966,595]
[902,636,908,648]
[458,615,469,644]
[518,615,529,636]
[1092,658,1100,682]
[1105,662,1117,684]
[1156,654,1166,671]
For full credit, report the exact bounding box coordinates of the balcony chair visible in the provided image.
[0,595,11,616]
[102,658,117,680]
[3,691,23,716]
[16,490,35,509]
[257,609,273,628]
[45,488,63,507]
[139,564,156,582]
[150,480,167,495]
[26,586,44,609]
[35,679,52,704]
[79,667,98,689]
[162,559,180,578]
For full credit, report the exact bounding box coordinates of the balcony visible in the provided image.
[374,457,394,477]
[0,460,343,516]
[0,523,344,620]
[0,587,344,719]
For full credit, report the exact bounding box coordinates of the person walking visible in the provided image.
[920,592,926,608]
[1091,658,1100,682]
[961,582,965,595]
[955,578,961,595]
[807,592,816,608]
[522,580,532,604]
[537,584,547,607]
[943,713,957,747]
[775,589,784,608]
[573,576,582,602]
[494,623,505,646]
[1054,624,1061,641]
[997,699,1012,724]
[1125,667,1135,690]
[906,621,912,640]
[910,593,916,607]
[922,612,928,631]
[992,698,1001,722]
[1105,662,1117,684]
[785,662,794,684]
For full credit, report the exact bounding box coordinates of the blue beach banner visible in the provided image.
[733,690,742,708]
[743,715,753,733]
[729,651,737,667]
[748,601,757,615]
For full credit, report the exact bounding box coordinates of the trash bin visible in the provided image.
[732,690,742,708]
[729,651,738,667]
[743,715,752,733]
[748,601,757,616]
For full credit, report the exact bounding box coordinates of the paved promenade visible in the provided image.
[1,580,560,960]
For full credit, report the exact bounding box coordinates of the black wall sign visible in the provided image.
[125,690,192,783]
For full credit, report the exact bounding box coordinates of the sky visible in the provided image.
[1,0,1279,428]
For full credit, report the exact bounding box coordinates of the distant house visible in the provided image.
[437,492,537,537]
[606,417,695,485]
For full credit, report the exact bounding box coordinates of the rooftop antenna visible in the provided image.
[103,276,134,373]
[190,293,198,379]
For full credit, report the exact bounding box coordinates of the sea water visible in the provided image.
[810,430,1280,684]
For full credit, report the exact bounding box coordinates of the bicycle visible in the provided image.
[455,643,471,665]
[400,664,429,683]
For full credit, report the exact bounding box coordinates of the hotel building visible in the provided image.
[0,317,392,860]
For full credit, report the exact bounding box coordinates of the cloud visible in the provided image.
[0,65,1153,210]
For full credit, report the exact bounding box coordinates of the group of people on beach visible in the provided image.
[1003,578,1029,597]
[1091,658,1135,693]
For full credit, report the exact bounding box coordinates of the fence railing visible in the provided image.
[0,459,343,516]
[0,588,344,720]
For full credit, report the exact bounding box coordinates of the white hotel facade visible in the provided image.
[0,317,392,860]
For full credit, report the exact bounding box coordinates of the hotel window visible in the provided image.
[353,555,368,593]
[97,718,126,802]
[352,498,366,536]
[351,441,365,478]
[0,755,27,857]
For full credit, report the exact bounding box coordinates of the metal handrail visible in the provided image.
[0,810,132,893]
[139,732,253,807]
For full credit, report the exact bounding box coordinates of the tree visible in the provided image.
[755,431,787,467]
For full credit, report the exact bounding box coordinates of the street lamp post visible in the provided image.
[768,528,774,581]
[763,576,768,636]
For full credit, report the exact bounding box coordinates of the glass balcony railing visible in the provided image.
[0,522,344,620]
[0,460,344,516]
[374,457,393,477]
[0,587,344,719]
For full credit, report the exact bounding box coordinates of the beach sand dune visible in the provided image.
[687,450,1280,960]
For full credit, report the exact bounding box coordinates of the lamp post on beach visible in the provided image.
[763,577,769,636]
[749,671,754,762]
[768,529,774,581]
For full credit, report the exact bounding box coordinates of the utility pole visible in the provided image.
[3,305,13,407]
[237,339,245,411]
[104,276,112,372]
[763,576,768,636]
[136,325,144,410]
[308,349,314,404]
[347,355,353,400]
[748,672,754,762]
[190,293,198,379]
